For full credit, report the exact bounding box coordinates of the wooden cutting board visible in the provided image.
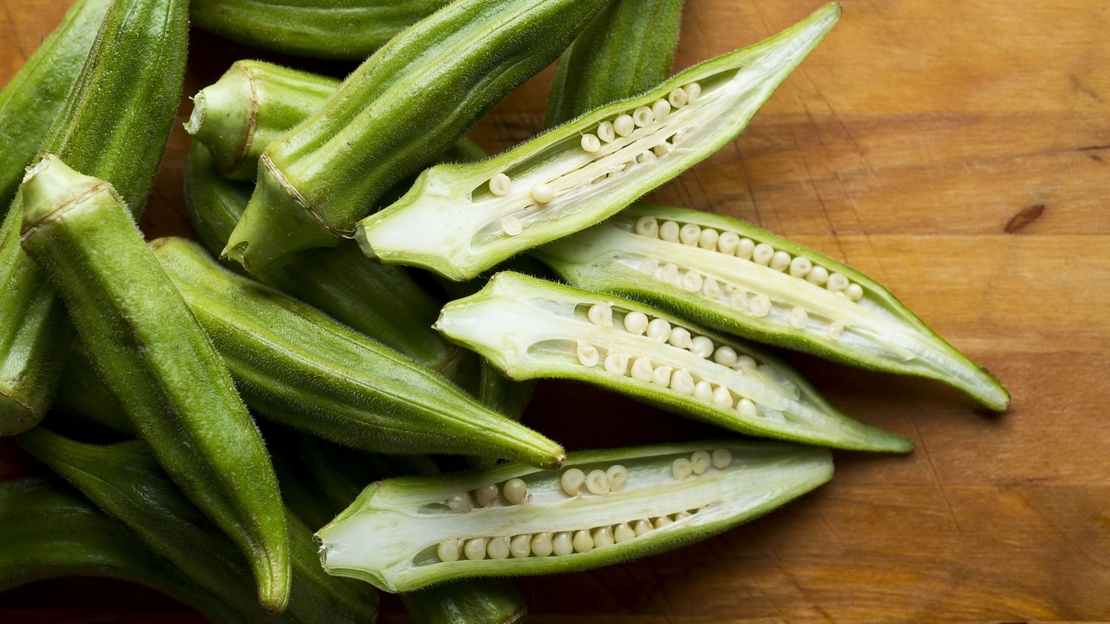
[2,0,1108,621]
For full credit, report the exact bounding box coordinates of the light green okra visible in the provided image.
[19,157,290,613]
[150,236,565,469]
[317,440,832,592]
[435,272,912,453]
[224,0,610,273]
[0,0,112,213]
[0,0,187,436]
[546,0,685,129]
[356,3,839,281]
[535,203,1010,411]
[190,0,453,61]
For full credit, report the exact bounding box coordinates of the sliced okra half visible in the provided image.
[317,440,833,592]
[356,3,841,281]
[435,272,911,452]
[535,203,1010,411]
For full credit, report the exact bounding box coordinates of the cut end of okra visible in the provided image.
[184,68,254,179]
[535,203,1010,412]
[20,155,122,237]
[355,3,841,281]
[316,441,833,592]
[434,272,912,453]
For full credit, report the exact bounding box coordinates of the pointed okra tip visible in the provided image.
[19,155,120,239]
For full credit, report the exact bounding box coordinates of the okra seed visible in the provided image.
[846,283,864,301]
[581,133,601,153]
[661,263,679,283]
[685,82,702,103]
[672,457,693,480]
[730,290,748,311]
[653,515,674,529]
[806,266,829,286]
[712,448,733,469]
[586,470,610,495]
[447,492,473,513]
[475,484,498,508]
[679,223,701,246]
[614,114,635,137]
[635,216,659,237]
[789,307,809,329]
[698,228,719,250]
[718,231,740,255]
[604,351,629,375]
[577,341,599,367]
[652,98,671,120]
[659,220,680,242]
[673,511,692,521]
[737,398,758,417]
[828,321,845,341]
[713,346,739,366]
[630,357,654,382]
[702,277,721,298]
[552,532,574,556]
[510,535,532,558]
[531,183,555,204]
[691,450,711,474]
[712,385,734,409]
[561,469,585,496]
[588,302,613,327]
[489,173,511,196]
[737,238,755,260]
[613,523,636,543]
[592,527,615,549]
[789,256,813,278]
[694,380,714,402]
[598,121,616,143]
[638,257,659,275]
[668,88,688,108]
[531,533,553,557]
[633,519,653,536]
[646,318,671,342]
[438,538,460,562]
[637,151,657,164]
[501,216,523,236]
[736,355,757,370]
[669,326,692,349]
[749,294,772,317]
[606,465,629,491]
[503,478,528,505]
[633,106,654,127]
[572,530,594,553]
[752,243,774,266]
[770,251,792,272]
[651,364,673,386]
[653,141,672,157]
[681,270,703,292]
[623,311,649,335]
[487,536,510,559]
[690,336,714,358]
[670,369,695,395]
[827,273,849,292]
[463,538,487,560]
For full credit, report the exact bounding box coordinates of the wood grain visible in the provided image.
[2,0,1108,621]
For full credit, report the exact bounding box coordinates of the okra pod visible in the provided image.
[54,343,132,436]
[356,4,840,281]
[0,0,187,435]
[150,236,566,468]
[317,441,832,592]
[224,0,610,273]
[403,580,528,624]
[535,203,1010,411]
[435,272,911,452]
[19,157,290,612]
[190,0,453,61]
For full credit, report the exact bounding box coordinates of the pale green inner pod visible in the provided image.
[317,441,832,592]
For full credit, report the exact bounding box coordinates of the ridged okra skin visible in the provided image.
[18,157,290,613]
[0,0,112,213]
[318,441,833,592]
[545,0,684,128]
[0,477,242,624]
[436,272,912,453]
[54,343,133,436]
[191,0,453,61]
[150,236,566,468]
[224,0,610,273]
[0,0,187,435]
[536,203,1011,411]
[17,430,380,624]
[402,580,528,624]
[355,4,840,281]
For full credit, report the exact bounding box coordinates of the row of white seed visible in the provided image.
[446,478,530,513]
[560,464,629,497]
[672,448,733,480]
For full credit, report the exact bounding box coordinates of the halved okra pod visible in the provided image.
[18,157,290,613]
[224,0,610,272]
[0,0,187,435]
[534,203,1010,411]
[355,4,840,281]
[317,441,833,592]
[150,236,566,468]
[435,272,911,452]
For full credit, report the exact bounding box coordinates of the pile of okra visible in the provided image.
[0,0,1009,621]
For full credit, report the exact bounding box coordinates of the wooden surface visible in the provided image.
[2,0,1109,621]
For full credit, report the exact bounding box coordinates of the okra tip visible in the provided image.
[19,155,120,239]
[0,390,38,436]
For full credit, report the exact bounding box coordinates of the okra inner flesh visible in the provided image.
[317,441,832,592]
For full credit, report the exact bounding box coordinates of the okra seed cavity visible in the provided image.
[531,533,553,557]
[588,303,613,327]
[652,142,672,158]
[749,294,772,317]
[531,183,555,204]
[651,99,671,120]
[577,341,599,367]
[581,133,601,153]
[681,271,703,292]
[489,173,512,196]
[685,82,702,103]
[552,532,573,556]
[487,536,510,559]
[690,336,714,358]
[661,263,679,283]
[464,538,487,560]
[691,451,711,474]
[447,492,473,513]
[730,290,748,311]
[752,243,774,266]
[438,538,460,562]
[646,318,672,342]
[561,469,585,496]
[623,311,649,335]
[672,458,693,480]
[789,307,809,330]
[638,257,659,275]
[475,484,499,508]
[501,216,523,236]
[668,88,688,108]
[503,478,529,505]
[659,220,680,242]
[585,470,610,495]
[635,216,659,237]
[702,277,721,299]
[510,534,531,558]
[679,223,701,246]
[633,106,654,127]
[613,114,635,137]
[828,321,845,341]
[712,448,733,469]
[597,121,616,143]
[673,511,692,521]
[606,465,628,492]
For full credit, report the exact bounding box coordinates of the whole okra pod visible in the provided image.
[224,0,610,273]
[19,157,290,613]
[54,343,132,436]
[0,0,187,435]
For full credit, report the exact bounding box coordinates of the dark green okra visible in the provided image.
[224,0,610,273]
[545,0,684,128]
[0,0,112,213]
[317,441,832,592]
[356,4,840,281]
[54,343,132,436]
[17,429,379,624]
[0,0,187,435]
[0,477,242,624]
[19,157,290,613]
[402,580,528,624]
[150,236,566,468]
[535,203,1010,411]
[190,0,453,61]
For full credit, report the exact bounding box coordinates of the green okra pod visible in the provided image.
[535,203,1010,411]
[150,236,566,468]
[435,272,912,453]
[190,0,453,61]
[18,157,290,613]
[0,0,187,435]
[402,580,528,624]
[54,343,132,436]
[356,4,840,281]
[224,0,610,273]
